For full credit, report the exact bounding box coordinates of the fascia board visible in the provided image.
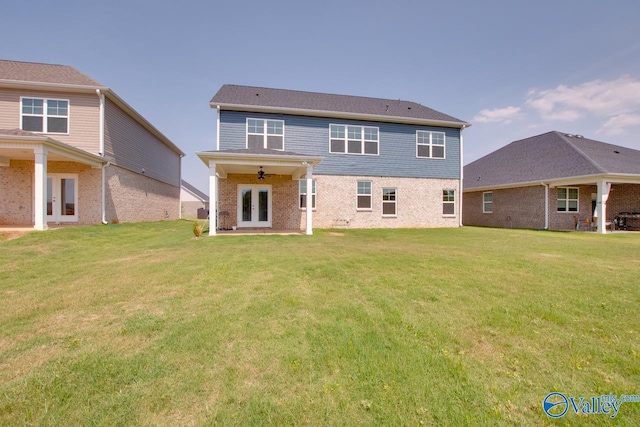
[211,102,470,129]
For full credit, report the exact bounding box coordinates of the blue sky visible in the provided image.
[3,1,640,192]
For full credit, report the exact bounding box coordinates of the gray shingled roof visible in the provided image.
[200,148,314,157]
[0,60,104,87]
[464,131,640,190]
[211,84,468,126]
[181,180,208,201]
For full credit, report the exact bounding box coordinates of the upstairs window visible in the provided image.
[21,98,69,134]
[330,124,378,155]
[557,187,579,212]
[417,131,445,158]
[247,118,284,150]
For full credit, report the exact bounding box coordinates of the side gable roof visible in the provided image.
[464,131,640,190]
[211,84,469,128]
[181,180,208,202]
[0,59,184,156]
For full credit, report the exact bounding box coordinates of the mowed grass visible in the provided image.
[0,222,639,426]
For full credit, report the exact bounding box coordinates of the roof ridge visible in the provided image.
[554,131,607,174]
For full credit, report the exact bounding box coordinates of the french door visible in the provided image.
[47,174,78,222]
[237,185,271,227]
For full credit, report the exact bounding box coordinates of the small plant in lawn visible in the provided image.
[192,221,204,238]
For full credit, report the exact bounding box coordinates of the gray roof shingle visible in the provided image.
[211,84,468,126]
[464,131,640,190]
[0,59,104,87]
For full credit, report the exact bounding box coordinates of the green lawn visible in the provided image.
[1,222,639,426]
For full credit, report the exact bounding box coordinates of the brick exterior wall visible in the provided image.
[105,165,180,223]
[215,174,460,230]
[464,183,640,231]
[0,160,101,225]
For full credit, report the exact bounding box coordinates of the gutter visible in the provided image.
[459,125,465,227]
[542,182,549,230]
[97,89,108,224]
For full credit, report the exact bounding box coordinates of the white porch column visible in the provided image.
[305,165,313,235]
[208,161,217,236]
[596,179,611,234]
[34,145,48,231]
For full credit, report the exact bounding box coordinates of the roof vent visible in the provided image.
[614,150,620,154]
[565,134,575,137]
[256,93,260,96]
[407,107,412,110]
[575,135,584,138]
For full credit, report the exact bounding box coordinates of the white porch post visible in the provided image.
[596,179,610,234]
[305,165,313,235]
[34,145,48,231]
[208,161,217,236]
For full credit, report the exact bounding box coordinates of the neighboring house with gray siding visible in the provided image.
[197,84,469,235]
[0,59,184,230]
[463,131,640,233]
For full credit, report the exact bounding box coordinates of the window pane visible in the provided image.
[357,195,371,209]
[23,116,43,132]
[417,131,429,144]
[330,139,345,153]
[242,189,252,221]
[432,133,445,145]
[383,202,396,215]
[557,188,567,199]
[300,194,307,209]
[557,200,567,211]
[347,126,361,139]
[22,98,43,114]
[48,100,68,116]
[383,188,396,201]
[364,127,378,140]
[364,140,377,154]
[568,188,578,199]
[568,201,578,212]
[266,135,283,150]
[417,145,430,157]
[247,134,263,149]
[357,181,371,195]
[61,178,75,215]
[259,190,268,221]
[267,120,283,135]
[248,119,263,134]
[47,117,68,133]
[432,145,445,158]
[348,140,361,153]
[299,180,307,194]
[443,190,455,202]
[483,192,493,202]
[443,202,455,215]
[330,125,345,139]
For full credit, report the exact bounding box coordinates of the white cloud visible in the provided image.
[600,113,640,135]
[472,106,522,123]
[525,76,640,121]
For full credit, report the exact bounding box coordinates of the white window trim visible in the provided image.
[483,191,493,213]
[20,97,70,135]
[329,124,379,156]
[299,179,317,211]
[416,130,446,159]
[246,118,285,150]
[382,187,397,217]
[443,189,456,217]
[356,180,373,211]
[557,187,579,213]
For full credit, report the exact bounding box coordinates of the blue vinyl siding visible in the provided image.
[219,110,461,179]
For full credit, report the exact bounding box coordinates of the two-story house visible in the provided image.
[197,85,469,235]
[0,60,184,230]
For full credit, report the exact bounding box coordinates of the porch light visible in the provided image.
[258,166,265,180]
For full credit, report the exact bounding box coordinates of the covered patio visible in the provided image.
[196,148,323,236]
[0,130,105,230]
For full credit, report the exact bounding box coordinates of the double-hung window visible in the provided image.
[330,124,378,155]
[417,131,445,158]
[483,191,493,213]
[247,118,284,150]
[557,187,578,212]
[357,181,372,210]
[382,188,397,216]
[443,190,456,215]
[299,179,316,210]
[21,98,69,133]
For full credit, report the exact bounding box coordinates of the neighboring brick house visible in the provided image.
[197,85,469,235]
[463,131,640,233]
[181,180,209,219]
[0,60,184,230]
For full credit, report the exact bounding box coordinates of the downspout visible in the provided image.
[97,89,108,224]
[459,125,465,227]
[543,182,549,230]
[216,105,221,150]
